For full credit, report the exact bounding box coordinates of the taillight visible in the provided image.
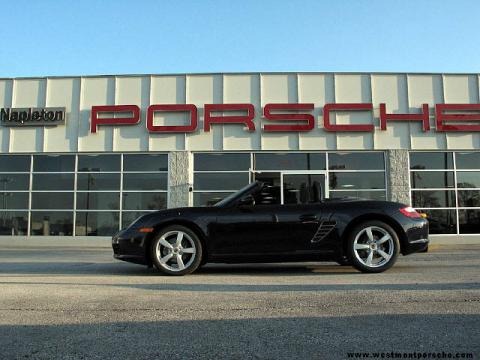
[399,206,422,219]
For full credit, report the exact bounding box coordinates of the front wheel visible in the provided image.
[150,225,203,276]
[347,220,400,273]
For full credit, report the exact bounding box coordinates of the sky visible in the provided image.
[0,0,479,77]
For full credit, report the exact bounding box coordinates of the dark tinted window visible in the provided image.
[31,193,74,209]
[329,190,386,201]
[75,211,119,236]
[0,192,29,209]
[195,153,250,171]
[123,154,168,172]
[459,209,480,234]
[122,211,151,228]
[456,172,480,188]
[410,171,454,189]
[32,174,74,190]
[78,155,120,172]
[77,173,120,190]
[194,173,249,191]
[458,190,480,207]
[412,190,456,208]
[193,192,233,207]
[455,152,480,169]
[328,152,384,170]
[329,172,385,190]
[0,155,30,172]
[0,211,28,235]
[417,209,456,234]
[33,155,75,172]
[76,192,120,210]
[123,192,167,210]
[123,173,168,190]
[255,153,326,170]
[409,152,453,170]
[30,211,73,236]
[0,174,29,191]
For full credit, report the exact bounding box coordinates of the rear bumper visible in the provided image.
[402,218,429,255]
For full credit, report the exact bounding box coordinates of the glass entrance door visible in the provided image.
[281,172,327,205]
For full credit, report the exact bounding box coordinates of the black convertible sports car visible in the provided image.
[112,181,429,275]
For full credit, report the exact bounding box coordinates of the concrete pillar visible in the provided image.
[168,151,190,208]
[386,149,411,205]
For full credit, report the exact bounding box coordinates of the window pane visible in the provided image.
[458,190,480,207]
[77,173,120,190]
[455,152,480,169]
[76,192,120,210]
[78,154,120,172]
[456,172,480,188]
[417,209,457,234]
[33,174,74,190]
[30,211,73,236]
[0,174,29,190]
[33,155,75,172]
[193,192,234,206]
[459,209,480,234]
[32,193,74,209]
[411,190,456,208]
[75,211,119,236]
[123,173,168,190]
[255,153,326,170]
[0,155,30,172]
[122,211,153,228]
[0,192,29,209]
[194,173,249,191]
[123,154,168,171]
[123,192,167,210]
[329,190,386,201]
[0,212,28,235]
[328,152,384,170]
[195,153,250,171]
[409,152,453,170]
[410,171,454,189]
[329,172,385,190]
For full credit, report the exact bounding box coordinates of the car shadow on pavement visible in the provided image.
[0,315,478,360]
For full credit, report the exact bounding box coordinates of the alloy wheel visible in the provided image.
[353,226,394,268]
[155,230,197,272]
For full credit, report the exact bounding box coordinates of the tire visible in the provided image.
[347,220,400,273]
[150,225,203,276]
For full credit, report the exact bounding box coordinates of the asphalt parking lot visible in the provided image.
[0,245,479,360]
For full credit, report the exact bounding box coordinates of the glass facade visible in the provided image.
[410,151,480,235]
[193,152,387,206]
[0,154,168,236]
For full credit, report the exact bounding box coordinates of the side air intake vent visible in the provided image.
[311,221,336,243]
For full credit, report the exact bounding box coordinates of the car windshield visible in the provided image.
[214,182,260,207]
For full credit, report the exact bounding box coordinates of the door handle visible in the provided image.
[299,214,318,222]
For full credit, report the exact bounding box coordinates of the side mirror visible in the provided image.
[238,195,255,207]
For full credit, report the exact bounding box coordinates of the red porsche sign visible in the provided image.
[90,103,480,133]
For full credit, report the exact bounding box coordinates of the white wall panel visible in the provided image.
[298,74,336,150]
[334,74,374,150]
[10,79,46,152]
[186,75,222,151]
[114,76,149,151]
[44,78,80,152]
[443,75,480,149]
[223,74,261,150]
[78,77,115,152]
[408,75,447,149]
[0,80,13,152]
[261,74,299,150]
[371,74,410,149]
[149,76,186,151]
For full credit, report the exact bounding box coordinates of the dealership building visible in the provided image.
[0,72,479,243]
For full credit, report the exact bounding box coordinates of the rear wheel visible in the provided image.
[347,220,399,273]
[150,225,202,276]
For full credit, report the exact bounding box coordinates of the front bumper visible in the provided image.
[112,228,149,265]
